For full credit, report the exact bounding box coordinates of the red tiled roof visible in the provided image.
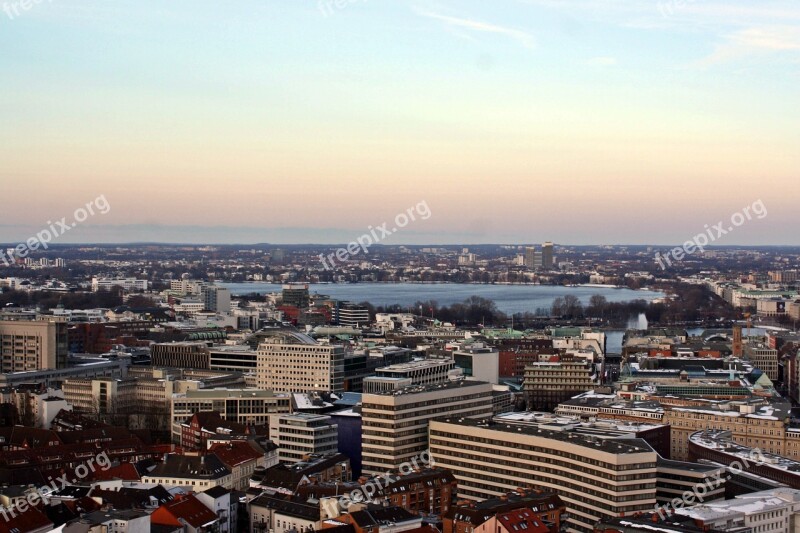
[497,509,550,533]
[209,440,263,467]
[0,505,53,533]
[152,494,218,529]
[90,461,142,481]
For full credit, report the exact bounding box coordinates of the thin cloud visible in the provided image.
[414,8,535,49]
[694,26,800,67]
[587,56,617,66]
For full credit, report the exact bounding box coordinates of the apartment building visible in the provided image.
[0,315,68,372]
[379,467,457,516]
[143,454,233,492]
[0,386,70,428]
[429,417,658,533]
[361,380,493,476]
[274,413,338,464]
[170,388,291,442]
[444,490,566,533]
[169,279,207,295]
[256,331,344,393]
[523,360,596,411]
[210,440,270,491]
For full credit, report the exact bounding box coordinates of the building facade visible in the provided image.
[429,417,658,533]
[256,332,344,393]
[361,380,493,476]
[0,315,68,372]
[274,413,338,464]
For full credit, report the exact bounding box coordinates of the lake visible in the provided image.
[220,282,664,316]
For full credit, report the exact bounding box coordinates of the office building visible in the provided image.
[523,360,596,411]
[0,315,68,372]
[91,277,148,292]
[744,344,779,380]
[170,388,291,442]
[361,380,493,475]
[335,302,371,328]
[429,417,658,532]
[202,285,231,313]
[282,284,310,308]
[664,401,791,461]
[274,413,338,464]
[328,407,362,477]
[524,246,538,269]
[209,346,258,373]
[769,270,800,283]
[689,429,800,489]
[453,343,499,384]
[363,358,460,393]
[256,331,344,393]
[675,489,800,533]
[151,341,211,369]
[0,356,128,389]
[541,241,554,269]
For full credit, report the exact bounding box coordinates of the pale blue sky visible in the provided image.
[1,0,798,244]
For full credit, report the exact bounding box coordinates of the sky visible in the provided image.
[0,0,798,245]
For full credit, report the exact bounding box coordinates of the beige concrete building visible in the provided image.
[256,331,344,393]
[0,315,68,372]
[745,344,780,380]
[62,375,177,429]
[665,401,791,461]
[170,388,291,442]
[361,380,493,476]
[273,413,338,464]
[523,360,596,411]
[429,417,658,533]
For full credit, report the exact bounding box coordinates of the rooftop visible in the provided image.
[365,378,490,397]
[433,417,655,455]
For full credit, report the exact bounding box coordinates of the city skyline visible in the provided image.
[1,0,798,245]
